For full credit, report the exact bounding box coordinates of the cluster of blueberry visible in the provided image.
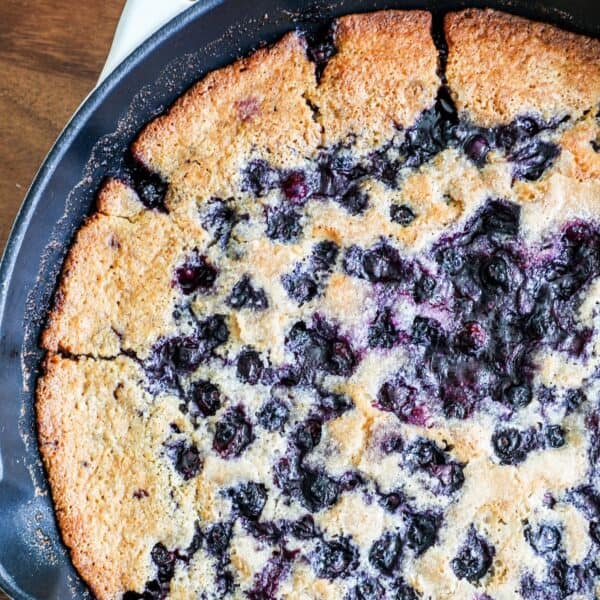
[117,31,600,598]
[122,191,600,598]
[520,515,599,599]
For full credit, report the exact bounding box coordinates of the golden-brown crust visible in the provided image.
[132,32,321,180]
[37,355,157,600]
[313,10,439,150]
[96,178,145,218]
[41,207,192,357]
[445,9,600,126]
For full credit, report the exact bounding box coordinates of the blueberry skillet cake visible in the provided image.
[36,8,600,600]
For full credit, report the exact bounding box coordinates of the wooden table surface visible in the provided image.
[0,2,125,597]
[0,0,125,253]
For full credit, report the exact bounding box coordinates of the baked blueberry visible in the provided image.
[200,197,243,249]
[544,425,566,449]
[368,307,398,349]
[404,437,464,494]
[369,531,403,574]
[451,525,495,583]
[564,388,587,414]
[390,204,417,226]
[310,537,358,580]
[404,512,439,556]
[338,185,369,215]
[144,314,228,391]
[492,427,543,465]
[379,491,406,513]
[344,241,408,284]
[227,275,268,310]
[503,383,532,409]
[257,398,289,432]
[282,240,339,305]
[205,521,233,558]
[236,348,265,385]
[213,407,254,458]
[567,486,600,521]
[243,160,280,196]
[317,390,354,419]
[228,482,268,520]
[151,543,176,583]
[170,442,202,480]
[411,316,444,348]
[282,171,309,202]
[389,579,420,600]
[266,206,302,242]
[524,522,561,556]
[286,318,356,378]
[174,252,217,295]
[305,24,336,80]
[282,272,319,305]
[125,155,168,211]
[300,469,340,512]
[508,139,560,181]
[414,273,436,303]
[347,574,385,599]
[287,514,318,540]
[188,379,221,417]
[294,418,323,454]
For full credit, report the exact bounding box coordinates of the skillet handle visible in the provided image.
[98,0,196,83]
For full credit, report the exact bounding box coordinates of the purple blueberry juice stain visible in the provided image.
[367,200,600,427]
[247,548,298,599]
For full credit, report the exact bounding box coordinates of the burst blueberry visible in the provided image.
[237,348,264,385]
[310,537,357,579]
[228,482,268,520]
[213,407,254,458]
[174,252,217,294]
[257,398,289,432]
[368,307,398,348]
[369,531,403,575]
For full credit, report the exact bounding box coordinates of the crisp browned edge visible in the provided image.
[444,8,600,124]
[130,30,307,170]
[36,354,112,600]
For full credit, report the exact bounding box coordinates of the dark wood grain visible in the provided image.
[0,2,125,597]
[0,0,125,254]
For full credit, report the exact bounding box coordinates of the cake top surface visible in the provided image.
[37,9,600,600]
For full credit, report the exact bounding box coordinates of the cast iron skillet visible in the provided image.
[0,0,597,598]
